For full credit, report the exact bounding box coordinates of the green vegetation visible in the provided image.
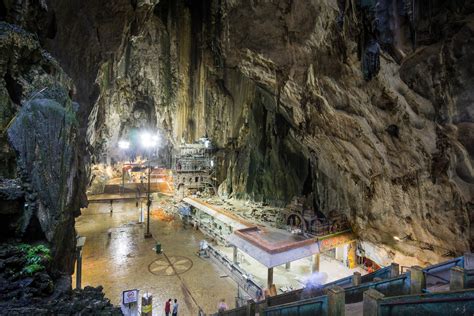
[17,243,52,275]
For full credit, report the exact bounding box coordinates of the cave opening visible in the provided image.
[23,214,47,242]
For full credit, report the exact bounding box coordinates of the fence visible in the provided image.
[264,295,329,316]
[361,265,393,283]
[219,264,397,315]
[345,274,410,304]
[219,305,248,316]
[422,257,464,288]
[207,244,263,300]
[377,288,474,315]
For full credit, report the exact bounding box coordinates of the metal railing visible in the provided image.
[206,244,264,301]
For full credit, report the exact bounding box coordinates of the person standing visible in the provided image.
[165,298,171,316]
[218,298,228,312]
[172,299,178,316]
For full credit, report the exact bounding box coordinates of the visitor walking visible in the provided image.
[165,298,172,316]
[172,298,178,316]
[217,298,228,312]
[256,288,263,301]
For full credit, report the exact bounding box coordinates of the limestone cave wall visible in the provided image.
[0,21,88,276]
[2,0,472,267]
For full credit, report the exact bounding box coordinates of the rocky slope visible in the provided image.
[2,0,472,267]
[0,19,117,314]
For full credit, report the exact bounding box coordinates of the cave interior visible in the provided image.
[0,0,473,314]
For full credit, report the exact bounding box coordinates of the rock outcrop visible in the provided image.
[0,21,87,275]
[1,0,472,267]
[0,242,120,315]
[65,0,471,266]
[0,21,112,313]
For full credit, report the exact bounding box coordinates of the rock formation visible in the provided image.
[0,21,87,276]
[0,21,115,314]
[1,0,473,269]
[53,0,469,266]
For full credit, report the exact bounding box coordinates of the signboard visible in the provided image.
[123,289,139,305]
[318,231,354,252]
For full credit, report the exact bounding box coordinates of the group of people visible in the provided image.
[164,298,179,316]
[164,298,228,315]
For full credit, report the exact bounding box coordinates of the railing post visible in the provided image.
[352,272,361,286]
[464,253,474,288]
[450,266,465,290]
[363,289,384,316]
[390,263,400,277]
[409,266,425,294]
[258,299,267,316]
[246,299,256,316]
[327,286,345,316]
[464,252,474,269]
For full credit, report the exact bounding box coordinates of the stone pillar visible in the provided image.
[267,267,274,289]
[347,242,357,268]
[464,252,474,270]
[409,266,425,294]
[363,288,384,316]
[464,253,474,288]
[311,254,320,273]
[327,286,345,316]
[233,246,238,264]
[285,262,291,270]
[450,266,465,291]
[390,263,400,278]
[352,272,361,286]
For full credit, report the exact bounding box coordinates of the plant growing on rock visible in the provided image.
[16,243,52,275]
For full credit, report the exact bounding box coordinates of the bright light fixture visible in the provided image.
[204,140,210,148]
[118,140,130,149]
[210,160,214,167]
[393,236,401,241]
[140,131,159,148]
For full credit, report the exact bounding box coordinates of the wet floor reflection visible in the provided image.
[75,197,237,315]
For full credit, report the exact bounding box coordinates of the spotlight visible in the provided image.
[118,140,130,150]
[140,132,159,148]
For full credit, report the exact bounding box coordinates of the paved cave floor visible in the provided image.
[74,197,236,315]
[74,195,364,315]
